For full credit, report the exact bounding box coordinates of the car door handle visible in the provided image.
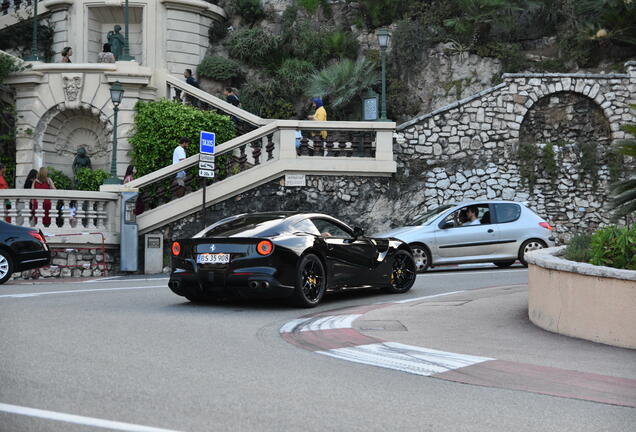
[487,229,494,233]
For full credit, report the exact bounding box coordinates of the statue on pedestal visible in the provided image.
[72,147,92,179]
[107,25,125,60]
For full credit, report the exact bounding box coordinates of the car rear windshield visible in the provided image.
[410,204,454,225]
[196,215,286,238]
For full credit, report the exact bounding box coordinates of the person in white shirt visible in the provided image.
[463,206,481,226]
[173,137,190,197]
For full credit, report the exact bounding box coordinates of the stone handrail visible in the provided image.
[116,119,396,233]
[127,119,396,190]
[165,75,269,132]
[0,189,120,244]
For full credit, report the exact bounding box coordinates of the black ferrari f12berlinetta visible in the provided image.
[169,212,416,307]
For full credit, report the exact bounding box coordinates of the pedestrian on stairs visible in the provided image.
[183,69,200,107]
[172,137,190,198]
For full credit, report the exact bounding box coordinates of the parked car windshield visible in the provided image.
[194,214,287,238]
[410,205,455,225]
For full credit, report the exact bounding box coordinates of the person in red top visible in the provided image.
[0,164,9,189]
[32,167,56,226]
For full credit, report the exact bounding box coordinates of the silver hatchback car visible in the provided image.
[377,200,556,271]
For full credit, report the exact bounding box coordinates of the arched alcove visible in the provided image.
[519,91,611,149]
[39,106,112,177]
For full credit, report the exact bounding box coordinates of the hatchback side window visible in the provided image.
[494,203,521,223]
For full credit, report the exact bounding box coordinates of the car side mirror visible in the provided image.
[441,221,454,229]
[353,227,364,239]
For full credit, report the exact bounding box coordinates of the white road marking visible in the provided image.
[0,285,166,299]
[280,314,362,333]
[390,290,466,304]
[423,269,527,276]
[317,342,493,376]
[0,402,182,432]
[85,276,170,283]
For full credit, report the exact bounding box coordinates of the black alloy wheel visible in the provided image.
[409,243,431,272]
[293,254,326,308]
[494,260,515,268]
[384,250,416,294]
[0,250,14,284]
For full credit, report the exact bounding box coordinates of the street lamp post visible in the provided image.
[376,28,391,121]
[104,81,125,185]
[24,0,40,61]
[120,0,135,61]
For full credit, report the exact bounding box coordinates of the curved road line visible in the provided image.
[280,292,636,408]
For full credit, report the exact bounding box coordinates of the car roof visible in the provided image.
[450,200,528,206]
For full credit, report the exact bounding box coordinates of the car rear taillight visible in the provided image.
[539,222,553,231]
[256,240,273,256]
[171,241,181,256]
[28,231,46,244]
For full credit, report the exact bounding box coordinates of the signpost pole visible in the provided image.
[202,177,207,231]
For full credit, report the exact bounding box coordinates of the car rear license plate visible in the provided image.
[196,253,230,264]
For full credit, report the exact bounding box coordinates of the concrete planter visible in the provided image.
[526,247,636,349]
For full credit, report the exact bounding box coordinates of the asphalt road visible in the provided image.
[0,267,634,432]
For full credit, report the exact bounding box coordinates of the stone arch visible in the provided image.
[519,91,611,149]
[33,103,113,177]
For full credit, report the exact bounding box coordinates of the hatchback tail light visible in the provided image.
[539,222,553,231]
[28,231,47,244]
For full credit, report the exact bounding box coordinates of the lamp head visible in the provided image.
[377,28,391,49]
[110,81,124,106]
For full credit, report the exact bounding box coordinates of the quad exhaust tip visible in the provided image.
[249,281,270,289]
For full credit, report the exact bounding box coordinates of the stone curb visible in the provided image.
[525,247,636,281]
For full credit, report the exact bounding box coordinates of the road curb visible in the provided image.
[280,291,636,408]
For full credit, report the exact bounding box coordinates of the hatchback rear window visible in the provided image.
[494,204,521,223]
[196,215,286,237]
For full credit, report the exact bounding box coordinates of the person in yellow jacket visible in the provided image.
[308,97,328,139]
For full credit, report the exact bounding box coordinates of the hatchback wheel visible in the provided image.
[519,239,546,267]
[409,243,431,272]
[0,250,14,284]
[293,254,326,308]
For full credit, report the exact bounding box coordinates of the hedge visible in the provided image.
[129,100,236,177]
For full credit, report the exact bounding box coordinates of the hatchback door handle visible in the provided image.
[487,229,494,233]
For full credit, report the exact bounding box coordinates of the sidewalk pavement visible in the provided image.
[281,285,636,408]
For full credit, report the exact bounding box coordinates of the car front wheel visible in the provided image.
[519,239,546,267]
[409,243,431,272]
[384,250,416,294]
[0,250,14,284]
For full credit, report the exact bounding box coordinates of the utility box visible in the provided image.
[120,191,138,272]
[144,233,164,274]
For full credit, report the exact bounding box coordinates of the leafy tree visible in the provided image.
[610,106,636,219]
[306,59,376,119]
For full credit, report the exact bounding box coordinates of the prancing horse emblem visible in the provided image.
[209,244,216,252]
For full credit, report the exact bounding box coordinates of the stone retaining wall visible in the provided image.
[12,247,119,280]
[526,247,636,349]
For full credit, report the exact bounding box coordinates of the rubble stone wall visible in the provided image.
[13,247,119,281]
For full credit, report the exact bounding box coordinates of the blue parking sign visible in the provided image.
[200,131,216,154]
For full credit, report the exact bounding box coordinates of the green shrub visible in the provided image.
[390,19,434,76]
[227,28,281,67]
[240,80,296,119]
[48,168,71,190]
[281,20,330,67]
[589,224,636,270]
[355,0,409,28]
[232,0,266,25]
[129,100,235,177]
[518,140,538,192]
[74,168,109,191]
[564,233,592,263]
[577,140,599,185]
[325,31,359,60]
[208,20,228,43]
[542,142,558,184]
[197,56,243,83]
[296,0,328,13]
[275,59,316,97]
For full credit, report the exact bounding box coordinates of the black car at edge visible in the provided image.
[169,212,417,307]
[0,221,51,284]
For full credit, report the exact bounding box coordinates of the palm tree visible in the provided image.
[305,59,376,119]
[610,105,636,219]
